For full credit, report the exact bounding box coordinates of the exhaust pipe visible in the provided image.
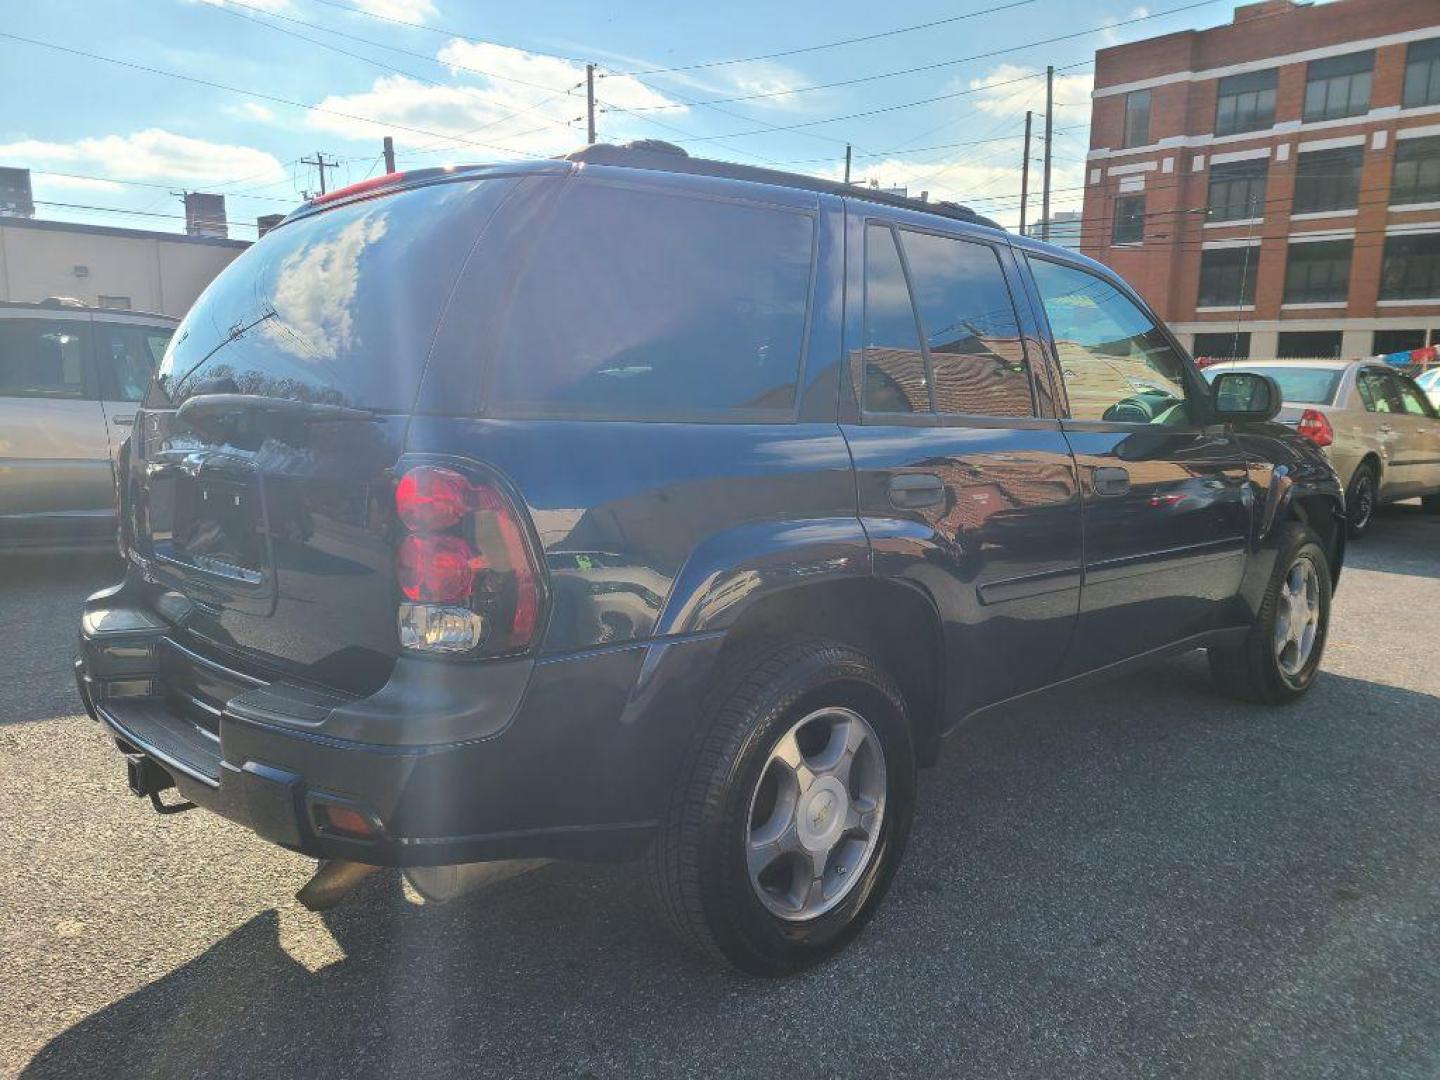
[404,859,550,903]
[295,859,382,911]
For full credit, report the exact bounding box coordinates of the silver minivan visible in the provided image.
[1,299,175,549]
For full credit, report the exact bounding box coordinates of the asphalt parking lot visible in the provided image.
[2,506,1438,1080]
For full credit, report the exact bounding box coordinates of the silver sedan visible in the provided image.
[1206,358,1440,537]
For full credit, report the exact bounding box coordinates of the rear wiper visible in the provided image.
[176,394,375,431]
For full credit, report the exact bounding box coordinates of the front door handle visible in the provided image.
[112,414,136,426]
[1093,466,1130,497]
[888,473,945,510]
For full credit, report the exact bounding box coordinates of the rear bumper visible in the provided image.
[75,588,724,866]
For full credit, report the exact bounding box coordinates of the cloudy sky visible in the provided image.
[2,0,1234,238]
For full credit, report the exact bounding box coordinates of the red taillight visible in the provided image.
[393,462,544,654]
[1297,408,1334,447]
[397,534,484,603]
[395,466,471,532]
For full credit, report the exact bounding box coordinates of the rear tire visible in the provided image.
[647,639,916,975]
[1345,462,1378,538]
[1208,522,1331,706]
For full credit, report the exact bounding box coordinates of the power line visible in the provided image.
[611,0,1040,76]
[27,170,298,203]
[617,0,1221,111]
[305,0,586,65]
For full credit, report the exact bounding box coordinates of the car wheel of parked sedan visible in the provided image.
[1345,463,1378,538]
[647,639,916,975]
[1208,522,1332,706]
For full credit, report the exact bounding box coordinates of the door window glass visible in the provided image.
[101,324,172,402]
[897,229,1033,417]
[1395,376,1436,417]
[1357,369,1399,413]
[862,224,928,413]
[0,319,88,398]
[1029,258,1191,425]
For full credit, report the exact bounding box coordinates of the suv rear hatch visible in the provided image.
[127,169,534,698]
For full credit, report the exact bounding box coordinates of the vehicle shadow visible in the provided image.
[1344,502,1440,580]
[22,661,1440,1079]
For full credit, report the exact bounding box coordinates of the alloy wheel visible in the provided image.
[1274,556,1321,678]
[745,707,886,922]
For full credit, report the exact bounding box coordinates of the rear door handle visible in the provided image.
[888,473,945,510]
[1093,466,1130,497]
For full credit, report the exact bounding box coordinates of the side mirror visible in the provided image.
[1210,371,1282,422]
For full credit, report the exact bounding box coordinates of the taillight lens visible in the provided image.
[1297,408,1334,447]
[395,466,471,532]
[393,462,545,656]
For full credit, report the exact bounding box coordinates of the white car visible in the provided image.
[1416,366,1440,411]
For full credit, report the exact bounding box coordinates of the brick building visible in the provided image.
[1081,0,1440,360]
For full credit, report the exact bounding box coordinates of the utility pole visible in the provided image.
[586,64,597,144]
[1041,66,1054,243]
[844,143,852,185]
[382,136,396,174]
[1019,110,1033,238]
[301,151,337,196]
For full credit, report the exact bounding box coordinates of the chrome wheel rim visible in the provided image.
[746,707,886,922]
[1352,474,1373,530]
[1274,556,1321,678]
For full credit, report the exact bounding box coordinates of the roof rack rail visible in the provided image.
[563,142,1002,230]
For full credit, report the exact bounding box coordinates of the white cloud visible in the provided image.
[967,64,1095,119]
[1103,6,1153,46]
[224,102,277,123]
[0,129,287,186]
[350,0,438,20]
[189,0,294,12]
[306,41,685,157]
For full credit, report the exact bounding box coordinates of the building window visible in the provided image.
[1198,247,1258,308]
[1277,331,1343,359]
[1304,51,1373,122]
[1123,90,1151,148]
[1292,147,1363,214]
[1380,233,1440,301]
[97,295,131,310]
[1391,135,1440,207]
[1373,329,1427,355]
[1284,240,1353,305]
[1192,331,1251,361]
[1112,195,1145,244]
[1207,159,1267,222]
[1214,70,1277,136]
[1404,38,1440,109]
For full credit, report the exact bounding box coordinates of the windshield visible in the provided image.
[149,177,516,412]
[1204,364,1342,405]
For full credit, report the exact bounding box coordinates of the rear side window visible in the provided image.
[899,229,1032,417]
[486,183,815,419]
[153,177,519,411]
[862,225,927,414]
[0,319,88,399]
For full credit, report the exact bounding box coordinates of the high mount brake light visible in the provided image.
[1297,408,1334,448]
[310,171,408,206]
[393,464,543,656]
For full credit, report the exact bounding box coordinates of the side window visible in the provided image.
[1029,258,1192,425]
[487,183,815,419]
[897,229,1033,417]
[1395,376,1435,418]
[862,224,928,414]
[0,319,89,399]
[1357,370,1397,413]
[101,324,172,402]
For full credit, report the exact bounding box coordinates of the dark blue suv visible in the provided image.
[75,142,1345,974]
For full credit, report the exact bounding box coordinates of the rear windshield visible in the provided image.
[483,181,816,420]
[1205,364,1342,405]
[150,177,517,412]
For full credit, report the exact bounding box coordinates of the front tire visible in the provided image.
[647,639,916,975]
[1208,522,1332,705]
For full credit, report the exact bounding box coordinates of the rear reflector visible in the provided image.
[314,803,380,839]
